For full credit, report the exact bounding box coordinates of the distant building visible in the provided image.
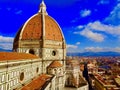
[87,60,98,74]
[89,74,95,87]
[65,59,88,90]
[94,74,120,90]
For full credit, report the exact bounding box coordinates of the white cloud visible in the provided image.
[0,36,14,50]
[15,10,22,15]
[104,3,120,25]
[67,44,78,49]
[74,20,120,42]
[71,9,91,22]
[77,25,84,29]
[67,42,81,53]
[76,42,81,45]
[81,29,104,42]
[67,46,120,53]
[114,47,120,52]
[98,0,109,5]
[0,36,14,43]
[0,43,13,50]
[74,28,105,42]
[84,47,120,52]
[87,21,120,35]
[85,47,103,52]
[67,45,81,53]
[80,9,91,17]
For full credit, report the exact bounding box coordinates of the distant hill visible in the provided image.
[67,52,120,56]
[0,48,12,52]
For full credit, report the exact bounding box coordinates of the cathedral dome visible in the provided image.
[48,61,63,68]
[13,1,64,49]
[14,14,63,41]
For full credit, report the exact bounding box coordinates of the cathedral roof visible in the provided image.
[21,74,52,90]
[48,61,63,68]
[0,52,39,61]
[18,14,63,41]
[13,1,64,49]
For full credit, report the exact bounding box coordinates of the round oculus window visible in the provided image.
[52,50,57,56]
[29,49,35,55]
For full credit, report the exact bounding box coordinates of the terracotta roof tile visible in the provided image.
[13,13,63,46]
[48,61,63,68]
[45,15,63,41]
[0,52,39,61]
[21,14,42,40]
[21,74,52,90]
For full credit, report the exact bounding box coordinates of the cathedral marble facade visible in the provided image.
[0,1,88,90]
[0,1,66,90]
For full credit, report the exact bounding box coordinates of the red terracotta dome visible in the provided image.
[13,1,64,49]
[48,61,63,68]
[14,14,63,41]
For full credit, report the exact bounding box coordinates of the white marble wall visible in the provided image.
[42,48,63,60]
[47,66,65,90]
[0,59,42,90]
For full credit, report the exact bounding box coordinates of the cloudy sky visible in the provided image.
[0,0,120,53]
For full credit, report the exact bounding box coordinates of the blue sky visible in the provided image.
[0,0,120,53]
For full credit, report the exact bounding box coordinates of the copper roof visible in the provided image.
[14,13,63,44]
[21,74,52,90]
[0,52,39,61]
[48,61,63,68]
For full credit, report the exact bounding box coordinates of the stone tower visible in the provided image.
[13,1,66,73]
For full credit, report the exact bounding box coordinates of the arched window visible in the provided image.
[36,67,39,73]
[54,69,57,74]
[29,49,35,55]
[52,51,56,56]
[20,72,24,81]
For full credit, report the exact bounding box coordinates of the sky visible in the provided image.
[0,0,120,53]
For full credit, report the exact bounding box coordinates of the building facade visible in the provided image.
[0,52,43,90]
[0,1,90,90]
[0,1,66,90]
[65,59,88,90]
[13,1,66,74]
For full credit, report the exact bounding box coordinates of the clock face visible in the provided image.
[52,50,57,56]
